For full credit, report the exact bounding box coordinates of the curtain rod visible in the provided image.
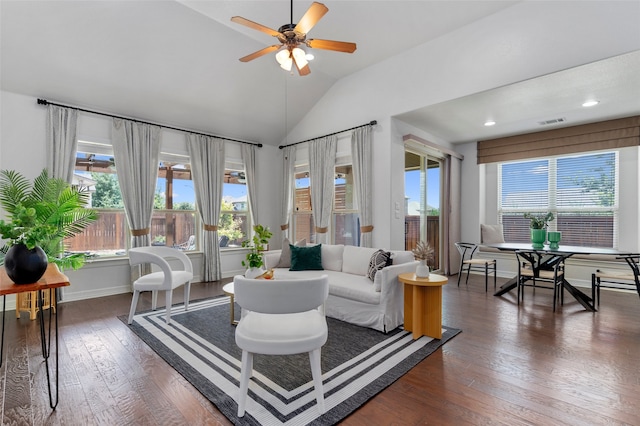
[37,98,263,148]
[278,120,377,149]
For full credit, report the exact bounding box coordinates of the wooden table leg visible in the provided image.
[403,283,414,333]
[405,284,443,340]
[418,285,443,339]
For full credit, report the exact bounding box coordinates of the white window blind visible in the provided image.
[498,151,618,248]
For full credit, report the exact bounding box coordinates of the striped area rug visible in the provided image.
[125,297,461,425]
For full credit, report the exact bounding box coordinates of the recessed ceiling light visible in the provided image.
[582,100,599,107]
[484,120,496,126]
[305,53,315,61]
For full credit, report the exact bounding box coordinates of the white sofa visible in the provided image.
[262,244,418,333]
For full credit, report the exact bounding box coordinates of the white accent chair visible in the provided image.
[234,274,329,417]
[127,246,193,325]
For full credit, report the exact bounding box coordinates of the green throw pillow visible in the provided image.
[290,244,324,271]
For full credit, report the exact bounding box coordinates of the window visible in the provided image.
[498,151,618,248]
[334,165,359,246]
[151,161,198,250]
[292,165,361,245]
[293,172,314,243]
[70,151,127,257]
[220,169,250,248]
[73,148,251,255]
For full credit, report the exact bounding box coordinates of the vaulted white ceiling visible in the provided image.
[1,1,639,146]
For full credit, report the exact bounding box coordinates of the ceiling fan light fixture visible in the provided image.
[232,1,355,76]
[276,48,293,71]
[292,47,308,68]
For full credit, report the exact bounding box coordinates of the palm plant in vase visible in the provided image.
[0,169,98,283]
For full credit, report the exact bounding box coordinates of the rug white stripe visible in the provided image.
[132,298,445,424]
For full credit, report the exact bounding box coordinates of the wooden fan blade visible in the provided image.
[239,45,281,62]
[294,2,328,35]
[293,55,311,76]
[307,39,356,53]
[231,16,280,37]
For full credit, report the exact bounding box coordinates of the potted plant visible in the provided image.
[241,224,272,278]
[524,212,554,248]
[412,241,434,278]
[0,169,99,283]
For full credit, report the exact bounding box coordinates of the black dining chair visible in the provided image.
[515,250,565,311]
[455,242,497,292]
[592,254,640,306]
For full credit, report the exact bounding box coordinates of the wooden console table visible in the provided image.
[398,272,448,339]
[1,264,70,409]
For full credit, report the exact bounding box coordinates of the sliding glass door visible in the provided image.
[404,149,443,271]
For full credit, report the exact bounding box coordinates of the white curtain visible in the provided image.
[309,136,337,244]
[241,144,258,225]
[188,134,225,282]
[280,145,296,240]
[111,118,161,249]
[351,126,373,247]
[46,105,78,183]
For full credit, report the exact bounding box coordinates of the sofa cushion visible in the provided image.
[290,244,323,271]
[321,244,344,271]
[481,224,505,244]
[272,269,381,305]
[366,249,392,281]
[275,238,306,268]
[342,246,378,276]
[327,271,381,305]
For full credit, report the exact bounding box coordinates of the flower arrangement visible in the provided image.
[524,212,554,229]
[412,241,434,262]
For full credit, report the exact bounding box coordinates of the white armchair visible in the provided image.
[127,246,193,325]
[233,274,329,417]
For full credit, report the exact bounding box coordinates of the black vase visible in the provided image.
[4,244,48,284]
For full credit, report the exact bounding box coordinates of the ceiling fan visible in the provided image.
[231,1,356,76]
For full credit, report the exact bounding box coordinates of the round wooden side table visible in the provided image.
[398,272,448,339]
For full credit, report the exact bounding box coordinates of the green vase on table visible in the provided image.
[547,231,562,250]
[530,229,547,249]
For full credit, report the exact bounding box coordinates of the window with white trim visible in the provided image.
[498,151,618,248]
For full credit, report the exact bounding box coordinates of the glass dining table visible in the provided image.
[484,242,627,312]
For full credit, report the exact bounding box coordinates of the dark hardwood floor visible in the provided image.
[1,274,639,425]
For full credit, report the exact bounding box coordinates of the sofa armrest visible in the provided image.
[374,260,419,293]
[262,250,282,270]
